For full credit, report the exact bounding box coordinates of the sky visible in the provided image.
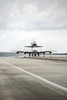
[0,0,67,53]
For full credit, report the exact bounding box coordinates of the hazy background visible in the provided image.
[0,0,67,53]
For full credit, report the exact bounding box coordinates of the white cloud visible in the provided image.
[0,0,67,52]
[23,3,37,14]
[0,0,67,30]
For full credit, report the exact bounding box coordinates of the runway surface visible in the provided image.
[0,57,67,100]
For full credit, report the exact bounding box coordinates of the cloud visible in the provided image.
[0,0,67,52]
[0,0,67,30]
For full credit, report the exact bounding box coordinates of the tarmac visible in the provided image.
[26,56,67,61]
[0,57,67,100]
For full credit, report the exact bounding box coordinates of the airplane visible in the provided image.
[16,40,52,57]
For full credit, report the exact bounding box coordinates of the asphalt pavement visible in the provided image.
[0,57,67,100]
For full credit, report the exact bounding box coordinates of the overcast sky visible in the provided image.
[0,0,67,53]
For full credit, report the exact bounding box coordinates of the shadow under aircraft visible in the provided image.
[17,40,52,57]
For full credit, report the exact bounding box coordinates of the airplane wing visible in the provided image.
[36,46,43,47]
[25,46,33,47]
[17,51,52,54]
[25,46,43,48]
[16,51,24,54]
[42,51,52,53]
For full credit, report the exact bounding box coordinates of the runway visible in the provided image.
[0,57,67,100]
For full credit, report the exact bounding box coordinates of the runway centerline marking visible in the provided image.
[0,59,67,95]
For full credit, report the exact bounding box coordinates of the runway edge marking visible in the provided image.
[0,59,67,95]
